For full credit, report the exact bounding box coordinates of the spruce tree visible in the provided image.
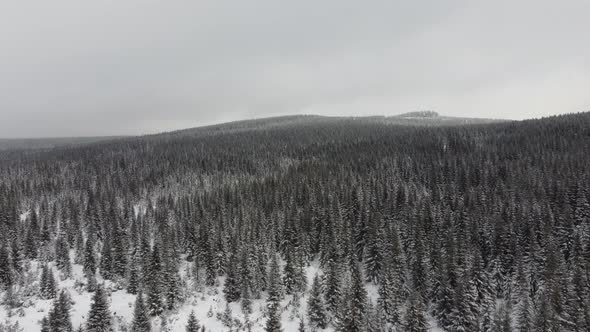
[10,238,22,274]
[127,260,140,295]
[132,292,151,332]
[165,272,182,310]
[40,265,57,299]
[25,229,38,259]
[86,284,111,332]
[48,290,73,332]
[186,311,201,332]
[364,213,383,283]
[404,292,428,332]
[0,246,12,289]
[55,236,72,277]
[297,317,306,332]
[307,274,327,329]
[492,301,512,332]
[377,263,401,328]
[111,224,127,278]
[85,269,97,293]
[223,256,240,303]
[241,281,253,315]
[267,254,283,303]
[99,235,113,280]
[146,277,164,317]
[265,300,283,332]
[337,264,367,332]
[534,290,556,332]
[282,250,297,295]
[41,316,51,332]
[83,237,96,275]
[517,294,532,332]
[146,244,164,316]
[323,258,341,316]
[266,254,283,332]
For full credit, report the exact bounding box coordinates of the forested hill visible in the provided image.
[0,112,589,331]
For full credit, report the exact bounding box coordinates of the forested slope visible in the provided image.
[0,112,589,331]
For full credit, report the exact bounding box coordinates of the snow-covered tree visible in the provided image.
[131,292,151,332]
[86,284,111,332]
[307,274,327,329]
[185,311,201,332]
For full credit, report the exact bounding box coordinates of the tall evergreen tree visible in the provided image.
[146,244,164,316]
[55,236,72,277]
[40,265,57,299]
[86,284,112,332]
[307,274,327,329]
[186,311,201,332]
[48,290,73,332]
[83,237,96,275]
[132,292,151,332]
[223,254,240,303]
[404,292,428,332]
[266,254,283,332]
[337,264,367,332]
[0,246,12,289]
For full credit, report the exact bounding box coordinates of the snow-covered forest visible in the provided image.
[0,113,589,331]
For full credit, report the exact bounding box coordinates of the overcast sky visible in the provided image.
[1,1,589,137]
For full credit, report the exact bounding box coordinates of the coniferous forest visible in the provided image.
[0,113,589,331]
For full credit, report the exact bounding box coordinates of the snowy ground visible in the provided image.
[0,253,442,331]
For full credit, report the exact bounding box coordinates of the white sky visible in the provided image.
[1,0,589,137]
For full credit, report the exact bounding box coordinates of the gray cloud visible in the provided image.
[1,0,589,137]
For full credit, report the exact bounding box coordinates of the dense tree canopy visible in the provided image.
[0,113,589,331]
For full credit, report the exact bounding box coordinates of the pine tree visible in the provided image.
[492,301,512,332]
[186,311,201,332]
[404,292,428,332]
[517,294,532,332]
[146,278,164,317]
[203,243,216,287]
[282,250,297,295]
[364,213,383,283]
[265,300,283,332]
[132,292,151,332]
[55,236,72,277]
[40,265,57,299]
[307,274,327,329]
[83,237,96,275]
[265,254,283,332]
[10,238,22,274]
[267,254,283,303]
[223,255,240,303]
[99,234,113,280]
[127,259,140,295]
[85,269,97,293]
[365,301,385,332]
[146,244,164,316]
[0,246,12,289]
[25,228,38,259]
[74,229,85,264]
[111,224,127,278]
[241,281,252,315]
[377,262,401,327]
[41,316,51,332]
[48,290,73,332]
[86,284,112,332]
[534,290,555,332]
[337,264,367,332]
[297,317,306,332]
[165,272,182,310]
[323,258,341,316]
